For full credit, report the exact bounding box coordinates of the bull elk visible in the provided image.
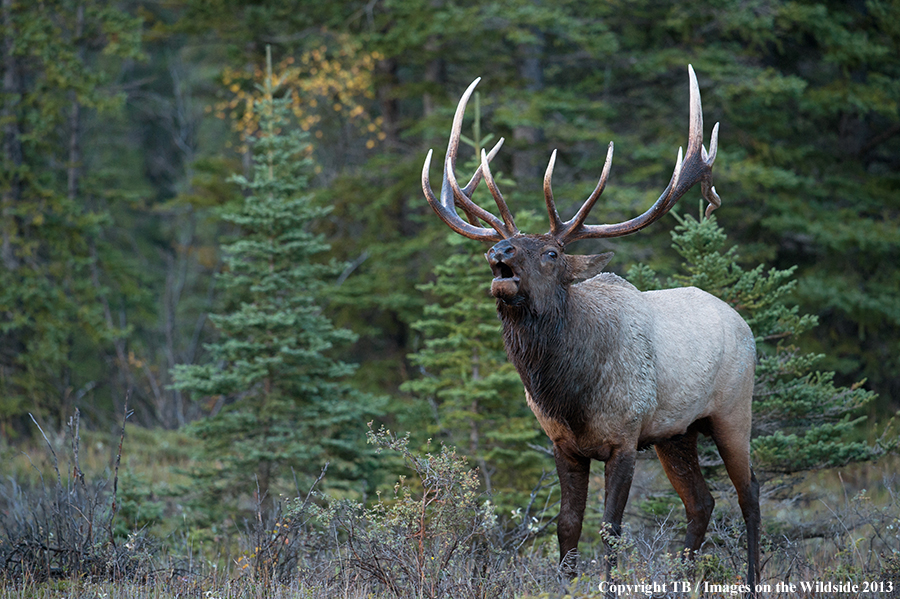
[421,66,761,592]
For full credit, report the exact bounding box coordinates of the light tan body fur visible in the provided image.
[525,275,755,461]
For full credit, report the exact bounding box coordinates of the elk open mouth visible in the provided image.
[490,262,520,299]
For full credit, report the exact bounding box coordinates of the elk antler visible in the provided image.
[546,64,720,245]
[423,65,720,244]
[422,78,518,242]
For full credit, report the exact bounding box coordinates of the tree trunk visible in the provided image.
[67,3,84,202]
[512,37,545,184]
[2,0,22,270]
[375,57,400,150]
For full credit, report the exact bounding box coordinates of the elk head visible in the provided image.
[422,65,721,309]
[485,235,614,310]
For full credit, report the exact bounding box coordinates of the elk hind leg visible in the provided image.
[655,428,714,557]
[710,418,761,594]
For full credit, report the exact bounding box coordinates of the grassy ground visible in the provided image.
[2,423,899,598]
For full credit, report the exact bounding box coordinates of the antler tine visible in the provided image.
[558,64,722,243]
[702,182,722,218]
[481,148,519,235]
[701,122,721,218]
[543,150,565,237]
[458,137,505,225]
[686,64,703,156]
[423,150,501,241]
[671,146,683,196]
[554,142,614,243]
[462,137,504,196]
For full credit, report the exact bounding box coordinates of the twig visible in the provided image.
[335,251,369,287]
[818,491,865,570]
[69,409,85,488]
[28,414,61,490]
[107,391,132,550]
[299,463,329,512]
[69,409,94,546]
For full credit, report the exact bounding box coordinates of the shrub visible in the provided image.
[315,425,520,599]
[0,409,157,582]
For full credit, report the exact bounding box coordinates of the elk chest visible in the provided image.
[498,276,658,455]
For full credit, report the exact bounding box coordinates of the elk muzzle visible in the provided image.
[487,240,521,301]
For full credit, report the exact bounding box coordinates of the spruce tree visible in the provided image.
[171,54,378,513]
[627,211,892,484]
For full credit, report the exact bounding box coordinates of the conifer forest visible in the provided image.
[1,1,899,597]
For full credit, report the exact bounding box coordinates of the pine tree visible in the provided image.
[171,52,379,513]
[627,210,893,484]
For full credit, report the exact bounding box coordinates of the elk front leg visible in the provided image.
[554,446,591,579]
[601,447,636,577]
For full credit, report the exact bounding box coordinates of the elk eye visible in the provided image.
[544,250,558,260]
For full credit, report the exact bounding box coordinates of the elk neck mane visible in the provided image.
[496,281,622,434]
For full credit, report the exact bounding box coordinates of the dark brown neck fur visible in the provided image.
[497,286,613,433]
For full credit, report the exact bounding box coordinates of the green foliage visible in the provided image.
[150,0,900,431]
[628,213,890,479]
[315,155,437,392]
[0,0,144,433]
[114,470,166,540]
[667,210,819,343]
[170,67,380,518]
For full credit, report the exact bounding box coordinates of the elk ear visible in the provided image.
[567,252,614,282]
